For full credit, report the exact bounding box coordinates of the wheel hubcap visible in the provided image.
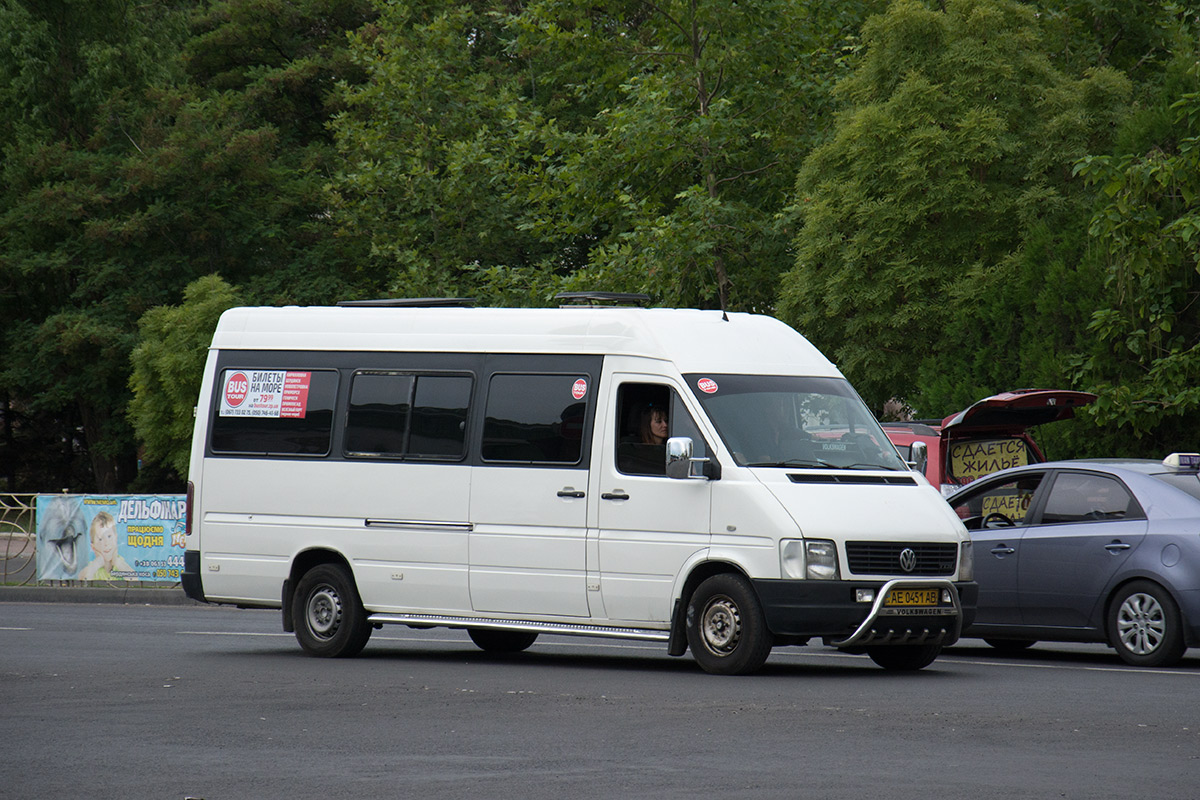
[306,584,342,640]
[1117,592,1165,655]
[700,595,741,656]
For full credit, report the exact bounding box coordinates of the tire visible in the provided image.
[685,573,773,675]
[468,628,539,653]
[867,644,941,671]
[1107,581,1187,667]
[292,563,372,658]
[983,638,1036,653]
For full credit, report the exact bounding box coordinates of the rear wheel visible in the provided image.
[685,573,772,675]
[1107,581,1186,667]
[293,564,372,657]
[867,644,941,671]
[467,628,539,653]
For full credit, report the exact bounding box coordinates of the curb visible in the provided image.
[0,585,203,605]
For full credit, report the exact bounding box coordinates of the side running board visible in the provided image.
[367,612,671,642]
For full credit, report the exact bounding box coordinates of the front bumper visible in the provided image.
[752,578,979,648]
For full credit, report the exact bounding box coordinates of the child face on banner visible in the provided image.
[92,518,119,567]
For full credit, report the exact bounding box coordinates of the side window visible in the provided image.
[345,372,472,459]
[211,369,339,456]
[951,473,1045,528]
[345,373,412,455]
[1040,472,1140,524]
[409,376,472,457]
[481,374,590,464]
[616,383,708,476]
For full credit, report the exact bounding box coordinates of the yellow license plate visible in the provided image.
[884,588,940,607]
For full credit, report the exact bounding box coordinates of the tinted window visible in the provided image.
[345,373,413,455]
[410,376,472,457]
[345,372,471,459]
[482,374,589,464]
[1041,472,1141,523]
[211,369,338,455]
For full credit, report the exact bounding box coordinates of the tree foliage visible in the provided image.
[1072,49,1200,451]
[778,0,1130,416]
[331,0,883,309]
[0,0,381,491]
[129,275,240,479]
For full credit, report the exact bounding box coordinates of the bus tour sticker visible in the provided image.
[697,377,719,394]
[220,370,312,418]
[571,378,588,400]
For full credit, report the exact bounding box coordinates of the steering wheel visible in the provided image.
[982,512,1016,528]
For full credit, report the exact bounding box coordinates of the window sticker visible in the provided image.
[572,378,588,400]
[220,370,312,418]
[697,377,719,394]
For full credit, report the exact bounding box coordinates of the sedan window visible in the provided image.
[1040,472,1142,523]
[951,474,1045,529]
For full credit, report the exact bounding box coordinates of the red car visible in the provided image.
[882,389,1096,496]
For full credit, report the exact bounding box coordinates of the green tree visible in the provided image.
[777,0,1130,415]
[129,275,240,479]
[331,0,882,309]
[1071,50,1200,453]
[0,0,380,491]
[0,0,188,491]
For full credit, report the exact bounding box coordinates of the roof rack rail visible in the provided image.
[336,298,477,308]
[555,291,651,307]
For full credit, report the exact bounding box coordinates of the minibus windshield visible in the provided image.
[685,374,907,471]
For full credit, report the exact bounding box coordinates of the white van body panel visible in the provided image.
[208,306,840,377]
[468,465,590,617]
[198,458,473,611]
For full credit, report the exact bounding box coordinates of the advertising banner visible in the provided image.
[36,494,186,582]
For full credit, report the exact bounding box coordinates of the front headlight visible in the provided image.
[780,539,839,580]
[958,538,974,581]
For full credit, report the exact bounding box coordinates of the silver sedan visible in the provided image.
[948,454,1200,666]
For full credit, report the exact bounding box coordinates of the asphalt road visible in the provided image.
[2,602,1198,800]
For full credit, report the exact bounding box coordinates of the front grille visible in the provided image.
[845,542,957,576]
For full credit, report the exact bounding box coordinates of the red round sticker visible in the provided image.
[225,371,250,407]
[571,379,588,400]
[697,377,719,394]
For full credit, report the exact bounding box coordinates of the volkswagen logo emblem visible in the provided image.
[899,548,917,573]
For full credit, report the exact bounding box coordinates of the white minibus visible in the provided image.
[183,297,976,674]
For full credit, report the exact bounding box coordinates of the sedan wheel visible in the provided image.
[1107,581,1186,667]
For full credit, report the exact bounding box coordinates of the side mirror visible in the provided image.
[909,440,929,478]
[666,437,712,480]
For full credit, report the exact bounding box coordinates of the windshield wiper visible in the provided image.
[745,459,900,471]
[745,459,839,469]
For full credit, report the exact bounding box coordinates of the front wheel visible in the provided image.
[293,563,372,657]
[867,644,941,671]
[468,628,539,653]
[1107,581,1186,667]
[685,573,772,675]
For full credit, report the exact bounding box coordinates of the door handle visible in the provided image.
[990,546,1016,555]
[557,489,585,498]
[601,491,630,501]
[1105,541,1132,552]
